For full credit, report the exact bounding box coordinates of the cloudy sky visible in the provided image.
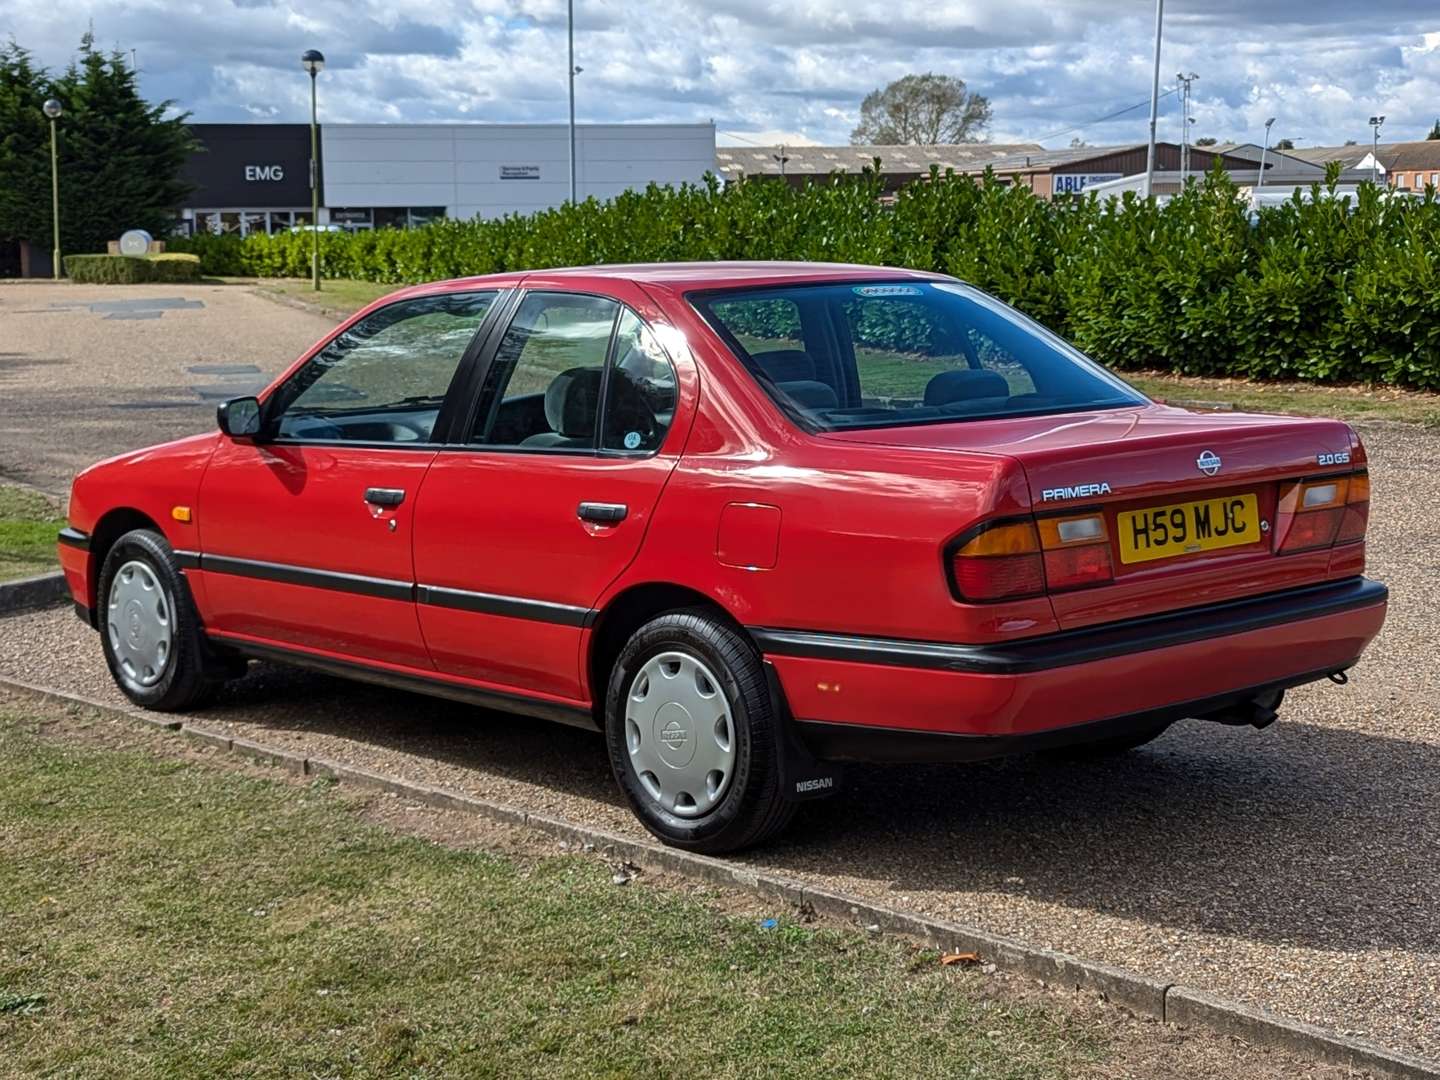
[5,1,1438,149]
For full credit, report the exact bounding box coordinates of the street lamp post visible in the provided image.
[567,0,579,204]
[1368,115,1385,187]
[42,98,62,280]
[301,49,325,291]
[1176,72,1198,185]
[1143,0,1165,199]
[1256,116,1275,191]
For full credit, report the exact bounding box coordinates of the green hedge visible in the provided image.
[65,252,202,284]
[169,166,1440,389]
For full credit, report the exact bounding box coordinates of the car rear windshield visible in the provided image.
[691,280,1146,431]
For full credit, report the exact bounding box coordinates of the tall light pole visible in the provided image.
[567,0,577,204]
[1369,115,1385,186]
[1256,116,1275,191]
[42,98,62,280]
[1143,0,1165,199]
[1176,72,1198,184]
[302,49,325,291]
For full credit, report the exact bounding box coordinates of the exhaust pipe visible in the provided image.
[1203,689,1284,729]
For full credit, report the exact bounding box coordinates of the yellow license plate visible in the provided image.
[1117,493,1260,565]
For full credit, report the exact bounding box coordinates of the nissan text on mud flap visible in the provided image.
[58,263,1387,852]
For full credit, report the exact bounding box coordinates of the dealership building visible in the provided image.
[177,121,716,236]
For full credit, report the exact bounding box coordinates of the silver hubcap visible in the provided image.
[625,651,736,818]
[106,560,174,689]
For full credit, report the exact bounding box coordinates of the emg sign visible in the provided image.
[1053,173,1122,195]
[244,165,286,182]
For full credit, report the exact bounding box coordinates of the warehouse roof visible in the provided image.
[714,142,1043,179]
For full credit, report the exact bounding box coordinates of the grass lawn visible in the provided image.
[236,276,396,317]
[0,710,1111,1079]
[1123,371,1440,428]
[0,485,64,582]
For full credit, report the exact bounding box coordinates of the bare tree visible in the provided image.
[850,73,991,145]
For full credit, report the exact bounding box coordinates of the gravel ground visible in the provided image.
[1,284,1436,1064]
[0,281,332,494]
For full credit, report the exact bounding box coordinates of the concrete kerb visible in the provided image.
[0,671,1434,1080]
[0,571,70,614]
[1164,986,1439,1080]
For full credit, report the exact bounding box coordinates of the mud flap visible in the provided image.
[764,660,844,802]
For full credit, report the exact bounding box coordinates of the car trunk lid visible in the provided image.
[824,404,1362,629]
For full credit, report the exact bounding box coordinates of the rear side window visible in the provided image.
[469,292,679,454]
[692,281,1142,431]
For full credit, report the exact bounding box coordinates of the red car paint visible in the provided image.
[60,263,1386,754]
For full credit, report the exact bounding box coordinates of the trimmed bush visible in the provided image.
[167,165,1440,389]
[65,252,201,284]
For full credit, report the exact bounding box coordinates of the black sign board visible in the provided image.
[181,124,319,208]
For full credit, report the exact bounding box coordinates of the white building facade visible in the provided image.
[320,122,716,227]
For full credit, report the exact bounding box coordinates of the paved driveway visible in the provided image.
[0,282,1436,1063]
[0,282,332,494]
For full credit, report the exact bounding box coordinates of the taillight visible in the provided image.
[949,520,1045,602]
[1037,513,1114,590]
[1277,472,1368,554]
[1336,471,1369,544]
[948,512,1113,602]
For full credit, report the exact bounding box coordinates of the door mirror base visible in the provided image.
[217,396,266,441]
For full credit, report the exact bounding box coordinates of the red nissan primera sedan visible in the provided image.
[58,263,1387,851]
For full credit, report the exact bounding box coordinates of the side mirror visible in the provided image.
[217,396,264,440]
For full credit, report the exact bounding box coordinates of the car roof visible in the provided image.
[392,261,945,301]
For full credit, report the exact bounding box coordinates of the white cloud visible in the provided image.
[2,0,1437,147]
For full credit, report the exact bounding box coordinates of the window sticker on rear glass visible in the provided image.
[852,285,922,297]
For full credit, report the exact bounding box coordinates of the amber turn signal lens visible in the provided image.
[955,521,1040,557]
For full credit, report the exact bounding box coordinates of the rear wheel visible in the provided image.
[604,609,795,853]
[97,529,222,711]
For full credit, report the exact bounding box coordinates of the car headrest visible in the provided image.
[753,349,816,383]
[777,379,839,410]
[923,369,1011,406]
[544,367,603,438]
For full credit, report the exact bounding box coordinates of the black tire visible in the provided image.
[96,528,224,711]
[604,608,796,853]
[1041,722,1173,760]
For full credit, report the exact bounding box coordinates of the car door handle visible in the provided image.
[577,501,628,524]
[364,487,406,508]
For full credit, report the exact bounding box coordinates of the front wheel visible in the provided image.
[97,528,221,711]
[604,609,795,853]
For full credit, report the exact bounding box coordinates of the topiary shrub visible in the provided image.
[65,252,201,284]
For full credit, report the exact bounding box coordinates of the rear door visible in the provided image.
[411,286,689,703]
[196,290,501,667]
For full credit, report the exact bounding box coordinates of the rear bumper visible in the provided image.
[755,577,1387,761]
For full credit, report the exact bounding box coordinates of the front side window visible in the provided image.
[693,281,1144,431]
[269,291,496,443]
[471,293,678,454]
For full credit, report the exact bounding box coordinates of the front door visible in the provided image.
[195,290,500,668]
[412,290,687,702]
